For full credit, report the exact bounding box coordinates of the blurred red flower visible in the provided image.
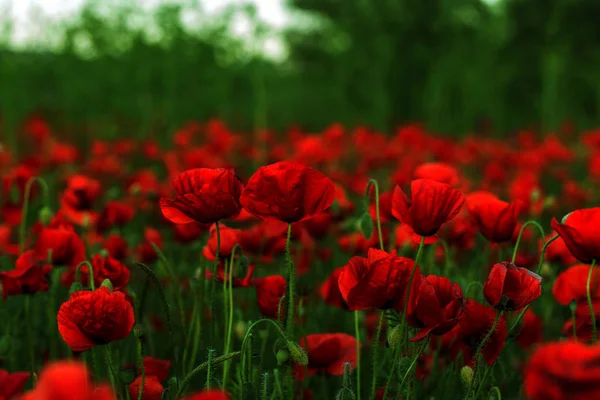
[255,275,286,320]
[0,369,30,399]
[551,208,600,263]
[295,333,358,379]
[466,191,522,243]
[483,261,542,311]
[0,250,52,299]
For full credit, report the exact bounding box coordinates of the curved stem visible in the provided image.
[74,261,96,291]
[397,335,429,393]
[365,179,384,250]
[465,282,484,300]
[586,259,598,343]
[241,318,289,377]
[19,176,50,253]
[464,311,503,400]
[175,351,241,398]
[354,311,361,400]
[489,386,502,400]
[369,311,385,400]
[511,220,545,264]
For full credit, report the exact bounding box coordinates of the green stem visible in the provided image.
[511,220,545,264]
[365,179,384,250]
[369,311,385,400]
[74,261,96,290]
[205,349,215,389]
[464,311,503,400]
[222,244,239,388]
[354,311,362,400]
[104,346,120,399]
[284,223,294,334]
[19,176,50,253]
[261,372,270,400]
[209,221,221,341]
[135,262,179,390]
[136,337,145,400]
[397,335,429,393]
[24,296,36,376]
[465,282,484,300]
[241,319,288,376]
[402,236,426,353]
[586,259,598,343]
[175,351,241,398]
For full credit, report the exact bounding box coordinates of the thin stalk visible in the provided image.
[365,179,384,250]
[284,224,294,334]
[397,335,429,393]
[402,237,426,353]
[222,244,239,388]
[104,346,120,399]
[74,261,96,290]
[136,336,145,400]
[19,176,50,253]
[354,310,361,400]
[586,259,598,343]
[464,311,503,400]
[369,311,385,400]
[511,220,545,264]
[24,296,36,376]
[208,221,221,342]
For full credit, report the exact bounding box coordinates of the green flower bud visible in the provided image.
[134,325,145,339]
[460,366,474,389]
[69,282,85,294]
[359,212,374,240]
[275,348,290,366]
[287,341,308,366]
[101,279,114,291]
[38,206,53,226]
[387,325,403,349]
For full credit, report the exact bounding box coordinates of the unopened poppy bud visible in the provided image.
[359,212,374,240]
[540,262,553,280]
[98,248,109,258]
[531,189,541,203]
[134,325,145,339]
[461,366,474,388]
[275,348,290,365]
[287,341,308,366]
[235,320,248,340]
[69,282,84,294]
[101,279,114,291]
[81,214,91,229]
[38,206,53,226]
[129,183,141,196]
[569,300,578,313]
[543,196,555,209]
[336,387,356,400]
[387,325,403,349]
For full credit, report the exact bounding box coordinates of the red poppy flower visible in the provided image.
[60,175,101,226]
[368,190,394,224]
[21,361,115,400]
[240,161,335,223]
[129,376,163,400]
[160,168,243,224]
[319,267,346,309]
[239,220,288,263]
[0,250,52,299]
[0,225,19,256]
[413,162,459,186]
[255,275,286,319]
[525,341,600,400]
[57,287,135,352]
[295,333,358,379]
[202,224,241,261]
[181,390,231,400]
[103,234,129,261]
[97,201,135,232]
[552,264,600,305]
[544,232,578,268]
[136,227,163,264]
[443,299,507,365]
[483,261,542,311]
[563,300,600,342]
[551,208,600,263]
[34,226,86,267]
[407,275,464,341]
[515,309,542,349]
[0,369,30,399]
[392,179,465,238]
[142,357,171,382]
[466,191,522,243]
[338,248,420,311]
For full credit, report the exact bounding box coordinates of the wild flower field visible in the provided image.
[0,118,598,400]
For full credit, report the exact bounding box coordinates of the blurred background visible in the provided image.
[1,0,600,143]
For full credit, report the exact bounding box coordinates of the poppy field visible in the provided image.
[1,119,600,400]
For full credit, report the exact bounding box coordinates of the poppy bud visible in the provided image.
[98,248,109,258]
[336,387,356,400]
[287,341,308,366]
[461,366,474,388]
[69,282,84,294]
[101,279,114,291]
[276,348,290,365]
[359,212,374,240]
[38,206,53,226]
[387,325,403,349]
[235,321,248,340]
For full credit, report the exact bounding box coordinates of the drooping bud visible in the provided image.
[359,212,374,240]
[287,341,308,366]
[275,348,290,366]
[460,366,474,389]
[38,206,53,226]
[387,325,403,349]
[101,279,114,291]
[69,282,84,294]
[235,320,248,340]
